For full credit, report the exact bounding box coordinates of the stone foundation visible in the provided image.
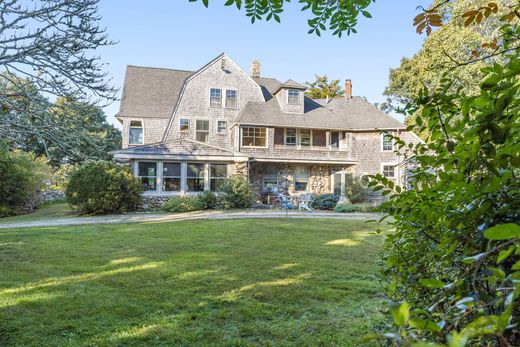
[141,195,171,210]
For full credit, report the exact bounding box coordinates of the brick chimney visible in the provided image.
[250,60,261,78]
[345,79,352,98]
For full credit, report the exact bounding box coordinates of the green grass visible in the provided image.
[0,219,386,346]
[0,202,73,224]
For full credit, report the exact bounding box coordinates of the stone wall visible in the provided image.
[141,195,171,210]
[35,190,66,205]
[309,165,330,194]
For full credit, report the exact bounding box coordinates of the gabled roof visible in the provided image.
[236,96,404,131]
[252,76,281,101]
[272,79,307,95]
[118,66,193,119]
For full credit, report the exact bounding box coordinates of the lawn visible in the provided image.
[0,202,73,224]
[0,219,386,346]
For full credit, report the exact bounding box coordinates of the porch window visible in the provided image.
[383,165,395,178]
[285,128,297,146]
[288,89,299,104]
[382,132,393,151]
[210,164,227,191]
[129,120,143,145]
[263,164,278,192]
[138,162,157,191]
[300,129,311,146]
[196,120,210,142]
[242,127,267,147]
[187,163,205,192]
[294,166,309,192]
[179,119,189,132]
[210,88,222,107]
[163,162,181,191]
[225,90,237,109]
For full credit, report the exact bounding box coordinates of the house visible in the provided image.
[112,53,421,205]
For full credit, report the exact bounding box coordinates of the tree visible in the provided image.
[304,75,344,99]
[0,0,116,162]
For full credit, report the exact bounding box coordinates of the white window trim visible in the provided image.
[128,119,144,146]
[287,89,300,105]
[381,131,394,152]
[284,128,297,146]
[209,88,222,108]
[162,161,182,192]
[179,118,190,132]
[299,129,313,147]
[381,162,399,184]
[209,163,229,191]
[217,120,227,134]
[136,160,159,192]
[240,127,268,148]
[284,128,313,148]
[224,89,238,109]
[195,119,210,143]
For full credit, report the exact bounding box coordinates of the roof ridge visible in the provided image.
[127,65,194,73]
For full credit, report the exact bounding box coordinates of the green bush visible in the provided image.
[198,191,217,210]
[345,173,373,203]
[0,149,50,217]
[65,161,142,215]
[163,196,204,213]
[334,203,359,213]
[311,194,339,210]
[218,175,254,209]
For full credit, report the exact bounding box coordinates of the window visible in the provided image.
[242,127,267,147]
[225,90,237,109]
[210,164,227,191]
[217,121,227,134]
[285,128,297,146]
[137,162,156,191]
[187,163,205,192]
[163,162,181,191]
[294,166,309,192]
[263,164,278,192]
[300,129,311,146]
[179,119,189,132]
[288,89,299,104]
[383,165,395,178]
[196,120,210,142]
[210,88,222,107]
[330,131,340,148]
[129,120,143,145]
[382,132,393,151]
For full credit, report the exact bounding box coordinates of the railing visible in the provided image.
[273,144,346,151]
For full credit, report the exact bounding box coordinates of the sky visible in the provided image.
[96,0,432,128]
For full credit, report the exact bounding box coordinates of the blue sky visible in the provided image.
[97,0,431,127]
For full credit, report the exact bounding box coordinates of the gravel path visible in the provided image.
[0,210,381,229]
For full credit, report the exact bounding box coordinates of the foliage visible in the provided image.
[311,194,339,210]
[163,196,205,213]
[345,173,373,203]
[304,75,344,99]
[334,203,359,213]
[0,219,385,345]
[65,161,142,215]
[371,12,520,345]
[189,0,374,37]
[0,149,51,217]
[51,163,80,191]
[218,175,255,209]
[0,0,116,164]
[198,190,218,210]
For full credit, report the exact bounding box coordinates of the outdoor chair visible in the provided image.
[277,194,294,210]
[299,193,314,211]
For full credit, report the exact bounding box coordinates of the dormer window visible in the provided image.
[129,120,143,145]
[288,90,299,104]
[225,90,237,109]
[210,88,222,107]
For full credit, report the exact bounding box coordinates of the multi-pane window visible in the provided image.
[294,166,309,192]
[263,164,278,192]
[300,129,311,146]
[242,127,267,147]
[187,163,205,192]
[196,120,210,142]
[138,162,156,191]
[179,119,189,132]
[288,89,299,104]
[217,121,227,133]
[383,165,395,178]
[225,90,237,109]
[129,120,143,145]
[210,88,222,107]
[382,132,393,151]
[285,128,297,146]
[210,164,227,191]
[163,162,181,191]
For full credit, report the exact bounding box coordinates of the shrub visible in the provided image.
[218,175,254,209]
[65,161,141,215]
[345,173,373,203]
[163,196,204,213]
[197,191,217,210]
[52,163,79,190]
[334,203,359,213]
[311,194,339,210]
[0,149,50,217]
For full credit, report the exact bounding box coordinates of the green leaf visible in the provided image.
[419,278,446,288]
[497,245,515,263]
[390,302,409,327]
[409,319,442,333]
[512,260,520,270]
[484,223,520,240]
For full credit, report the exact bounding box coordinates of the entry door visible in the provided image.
[330,132,340,148]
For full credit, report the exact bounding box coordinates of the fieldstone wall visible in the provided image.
[309,165,329,195]
[36,190,66,205]
[141,195,171,210]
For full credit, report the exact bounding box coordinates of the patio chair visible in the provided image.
[299,193,314,211]
[277,194,294,210]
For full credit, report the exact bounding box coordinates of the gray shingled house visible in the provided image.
[112,53,421,205]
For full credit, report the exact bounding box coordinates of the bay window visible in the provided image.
[242,127,267,147]
[138,162,157,191]
[163,162,181,191]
